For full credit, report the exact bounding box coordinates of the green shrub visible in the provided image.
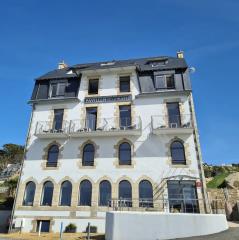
[64,223,77,233]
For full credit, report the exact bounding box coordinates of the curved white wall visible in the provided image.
[105,212,228,240]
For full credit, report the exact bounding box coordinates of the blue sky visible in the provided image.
[0,0,238,165]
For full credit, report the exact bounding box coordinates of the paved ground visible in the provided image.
[176,227,239,240]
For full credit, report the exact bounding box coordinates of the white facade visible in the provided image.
[12,56,207,233]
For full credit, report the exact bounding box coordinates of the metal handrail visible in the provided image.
[35,120,70,135]
[152,114,193,129]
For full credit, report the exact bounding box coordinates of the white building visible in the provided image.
[12,52,208,233]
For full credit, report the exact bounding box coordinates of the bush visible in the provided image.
[86,225,97,233]
[64,223,77,233]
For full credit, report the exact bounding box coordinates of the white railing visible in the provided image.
[69,117,142,133]
[35,120,70,135]
[151,114,193,129]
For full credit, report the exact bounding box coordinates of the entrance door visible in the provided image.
[86,107,97,131]
[167,180,199,213]
[167,103,181,128]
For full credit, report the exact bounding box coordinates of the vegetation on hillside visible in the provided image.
[0,144,24,170]
[204,163,239,188]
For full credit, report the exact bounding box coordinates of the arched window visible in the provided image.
[82,144,95,166]
[23,181,36,206]
[59,181,72,206]
[119,180,132,207]
[139,180,153,208]
[170,141,186,165]
[47,145,59,167]
[79,180,92,206]
[119,142,131,165]
[99,180,111,206]
[41,181,54,206]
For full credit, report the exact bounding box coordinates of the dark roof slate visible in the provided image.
[36,56,187,80]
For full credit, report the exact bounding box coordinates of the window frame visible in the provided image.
[59,181,72,206]
[155,74,175,90]
[49,80,68,98]
[99,180,112,206]
[170,140,186,165]
[47,145,59,167]
[88,78,99,95]
[119,76,130,93]
[23,181,36,206]
[82,144,95,166]
[41,181,54,206]
[79,180,92,206]
[118,142,132,165]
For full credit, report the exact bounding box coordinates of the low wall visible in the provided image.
[105,212,228,240]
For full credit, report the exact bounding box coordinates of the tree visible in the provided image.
[0,144,24,170]
[4,177,19,197]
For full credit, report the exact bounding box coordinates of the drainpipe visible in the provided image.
[9,103,35,232]
[188,93,211,213]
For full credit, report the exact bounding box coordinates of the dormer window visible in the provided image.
[119,76,130,92]
[49,81,67,98]
[88,79,99,95]
[155,74,175,90]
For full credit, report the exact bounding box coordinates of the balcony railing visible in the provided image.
[69,117,142,136]
[152,114,193,129]
[35,120,70,136]
[34,117,142,138]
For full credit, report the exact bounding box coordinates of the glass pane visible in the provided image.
[37,220,50,233]
[86,108,97,130]
[119,143,131,165]
[99,181,111,206]
[168,181,199,213]
[88,79,99,94]
[155,75,166,89]
[47,145,59,166]
[23,182,35,206]
[119,180,132,207]
[83,144,94,166]
[166,75,175,89]
[171,141,186,164]
[120,76,130,92]
[139,180,153,208]
[41,182,54,206]
[167,103,181,127]
[60,181,72,206]
[57,83,66,96]
[50,84,57,97]
[119,105,131,127]
[79,180,92,206]
[53,109,64,130]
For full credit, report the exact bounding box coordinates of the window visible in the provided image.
[49,81,67,98]
[88,79,99,94]
[139,180,153,208]
[171,141,186,165]
[119,105,131,128]
[119,180,132,207]
[119,142,131,165]
[167,103,181,128]
[168,180,199,213]
[37,220,50,233]
[86,107,97,131]
[99,180,111,206]
[59,181,72,206]
[47,145,59,167]
[79,180,92,206]
[41,181,54,206]
[155,75,175,90]
[52,109,64,131]
[23,181,36,206]
[82,144,95,166]
[119,76,130,92]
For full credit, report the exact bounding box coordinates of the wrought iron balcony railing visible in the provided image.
[151,114,193,130]
[69,117,142,134]
[35,120,70,135]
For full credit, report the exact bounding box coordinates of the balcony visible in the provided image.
[35,121,70,138]
[69,117,142,137]
[151,114,193,135]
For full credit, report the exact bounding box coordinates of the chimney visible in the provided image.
[58,60,68,69]
[177,51,184,59]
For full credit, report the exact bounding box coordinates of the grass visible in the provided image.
[207,172,230,188]
[0,232,105,240]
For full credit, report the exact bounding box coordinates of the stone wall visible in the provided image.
[207,188,239,220]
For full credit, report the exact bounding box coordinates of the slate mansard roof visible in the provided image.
[36,56,188,80]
